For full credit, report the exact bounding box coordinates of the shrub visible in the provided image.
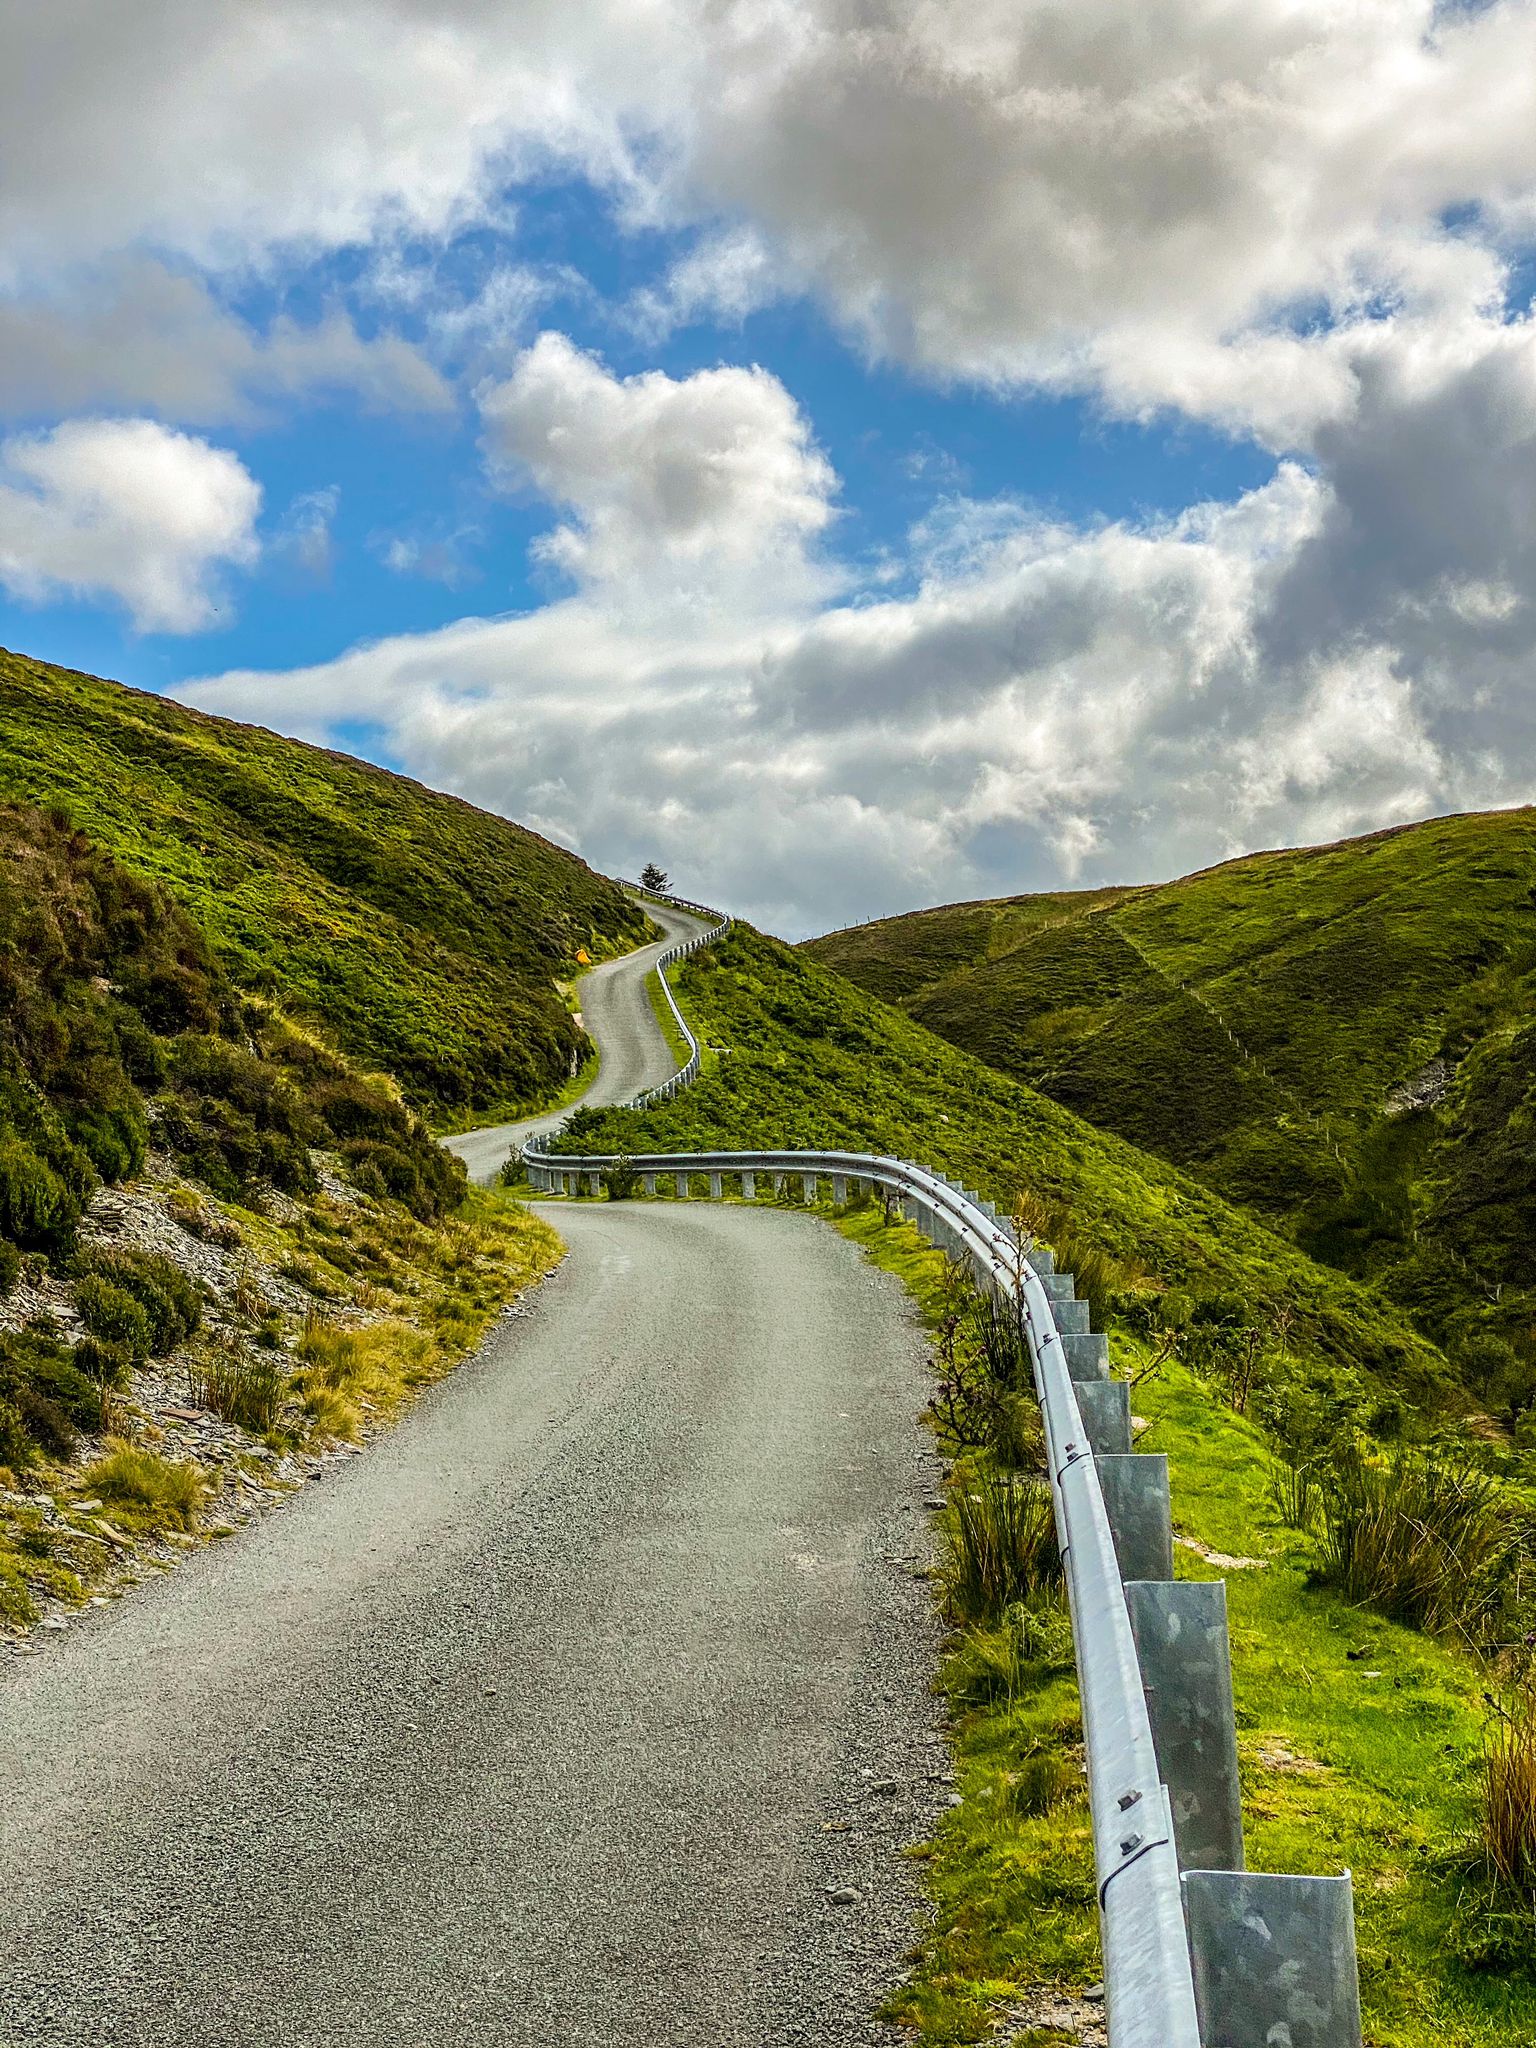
[602,1157,642,1200]
[0,1394,30,1471]
[74,1274,152,1356]
[69,1101,149,1183]
[85,1443,205,1529]
[1312,1448,1515,1643]
[0,1136,78,1252]
[73,1335,133,1388]
[308,1076,408,1142]
[80,1249,202,1353]
[0,1329,103,1458]
[939,1473,1061,1625]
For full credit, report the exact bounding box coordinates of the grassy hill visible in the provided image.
[805,811,1536,1383]
[0,647,649,1125]
[551,919,1456,1427]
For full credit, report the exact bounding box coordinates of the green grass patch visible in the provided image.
[807,807,1536,1372]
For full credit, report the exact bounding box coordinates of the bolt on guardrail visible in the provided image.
[536,895,1364,2047]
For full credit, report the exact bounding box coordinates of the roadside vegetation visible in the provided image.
[0,645,649,1126]
[832,1201,1536,2047]
[0,798,562,1633]
[551,919,1453,1420]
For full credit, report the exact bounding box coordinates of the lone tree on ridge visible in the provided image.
[640,862,669,892]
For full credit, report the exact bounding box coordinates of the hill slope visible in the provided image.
[804,810,1536,1379]
[0,647,649,1124]
[551,920,1453,1426]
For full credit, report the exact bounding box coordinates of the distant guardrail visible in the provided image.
[531,896,1363,2048]
[615,879,731,1105]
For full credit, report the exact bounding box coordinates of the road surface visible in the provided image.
[443,897,712,1184]
[0,1203,943,2046]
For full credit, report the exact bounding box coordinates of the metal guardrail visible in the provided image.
[615,880,731,1106]
[526,891,1363,2047]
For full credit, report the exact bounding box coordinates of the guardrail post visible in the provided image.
[1126,1582,1243,1874]
[587,1171,602,1197]
[1096,1453,1174,1582]
[708,1171,723,1198]
[832,1174,846,1204]
[1054,1297,1091,1334]
[741,1170,756,1199]
[1183,1871,1362,2048]
[1075,1379,1132,1454]
[1063,1331,1110,1380]
[675,1169,690,1199]
[800,1173,816,1203]
[643,1172,657,1195]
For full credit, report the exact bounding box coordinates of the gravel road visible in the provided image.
[443,897,712,1184]
[0,1201,946,2046]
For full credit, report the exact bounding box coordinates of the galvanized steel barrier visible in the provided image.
[616,879,731,1105]
[524,892,1363,2048]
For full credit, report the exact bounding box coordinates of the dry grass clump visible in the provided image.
[85,1443,205,1531]
[292,1313,437,1440]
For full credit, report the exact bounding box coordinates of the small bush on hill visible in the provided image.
[74,1275,151,1355]
[0,1329,103,1462]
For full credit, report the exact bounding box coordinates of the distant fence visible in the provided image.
[529,892,1362,2048]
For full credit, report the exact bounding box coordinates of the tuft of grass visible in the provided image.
[940,1474,1061,1625]
[1311,1449,1514,1644]
[186,1347,289,1435]
[292,1313,437,1440]
[85,1443,205,1531]
[1481,1678,1536,1903]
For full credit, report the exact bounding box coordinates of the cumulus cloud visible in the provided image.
[182,304,1536,934]
[7,3,1536,437]
[479,333,840,600]
[0,418,261,632]
[0,260,451,426]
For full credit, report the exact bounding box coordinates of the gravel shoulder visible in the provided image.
[443,899,712,1184]
[0,1200,945,2047]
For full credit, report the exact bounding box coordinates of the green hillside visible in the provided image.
[552,920,1455,1425]
[0,647,649,1124]
[806,811,1536,1378]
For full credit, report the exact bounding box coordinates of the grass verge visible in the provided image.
[833,1203,1536,2048]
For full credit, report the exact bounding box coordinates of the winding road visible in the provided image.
[0,913,945,2046]
[444,897,712,1184]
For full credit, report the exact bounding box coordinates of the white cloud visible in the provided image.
[0,260,451,426]
[478,333,840,600]
[7,4,1536,441]
[0,418,261,632]
[181,307,1536,935]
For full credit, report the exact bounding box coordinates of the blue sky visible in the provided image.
[3,2,1536,933]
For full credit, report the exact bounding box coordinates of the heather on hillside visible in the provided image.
[0,648,650,1123]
